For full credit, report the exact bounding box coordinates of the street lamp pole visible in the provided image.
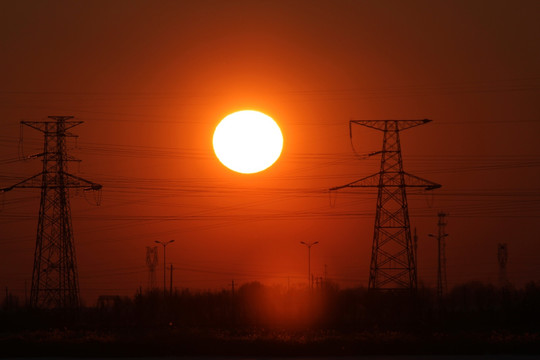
[300,241,319,289]
[155,240,175,295]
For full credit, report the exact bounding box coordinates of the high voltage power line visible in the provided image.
[1,75,538,97]
[1,121,539,297]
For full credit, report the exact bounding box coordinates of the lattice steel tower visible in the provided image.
[2,116,101,308]
[331,120,440,291]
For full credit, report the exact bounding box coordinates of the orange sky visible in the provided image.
[1,0,539,304]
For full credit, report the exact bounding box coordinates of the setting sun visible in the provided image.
[213,110,283,174]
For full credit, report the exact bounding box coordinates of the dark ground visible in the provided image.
[2,282,540,357]
[2,328,540,357]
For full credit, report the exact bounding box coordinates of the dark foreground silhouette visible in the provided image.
[2,281,540,356]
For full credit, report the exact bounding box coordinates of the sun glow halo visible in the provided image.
[213,110,283,174]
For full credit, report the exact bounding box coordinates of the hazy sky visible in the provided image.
[1,0,539,303]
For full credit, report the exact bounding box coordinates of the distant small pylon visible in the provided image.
[146,246,158,290]
[498,243,509,287]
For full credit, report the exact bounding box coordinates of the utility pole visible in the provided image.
[155,240,174,296]
[1,116,101,308]
[300,241,319,289]
[429,212,448,299]
[331,120,440,292]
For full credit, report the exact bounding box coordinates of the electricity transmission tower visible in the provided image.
[146,246,158,290]
[430,212,448,299]
[331,120,440,292]
[498,243,509,287]
[2,116,101,308]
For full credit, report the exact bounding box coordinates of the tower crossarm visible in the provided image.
[330,173,379,190]
[401,172,441,190]
[1,172,43,192]
[330,171,440,191]
[350,119,431,132]
[2,172,101,191]
[64,172,102,190]
[21,117,83,133]
[330,173,379,191]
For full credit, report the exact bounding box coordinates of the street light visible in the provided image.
[300,241,319,289]
[155,240,175,295]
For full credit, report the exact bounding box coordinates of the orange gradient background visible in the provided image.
[0,1,539,305]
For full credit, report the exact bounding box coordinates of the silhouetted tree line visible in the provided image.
[2,280,540,333]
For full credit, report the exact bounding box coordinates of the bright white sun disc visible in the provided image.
[213,110,283,174]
